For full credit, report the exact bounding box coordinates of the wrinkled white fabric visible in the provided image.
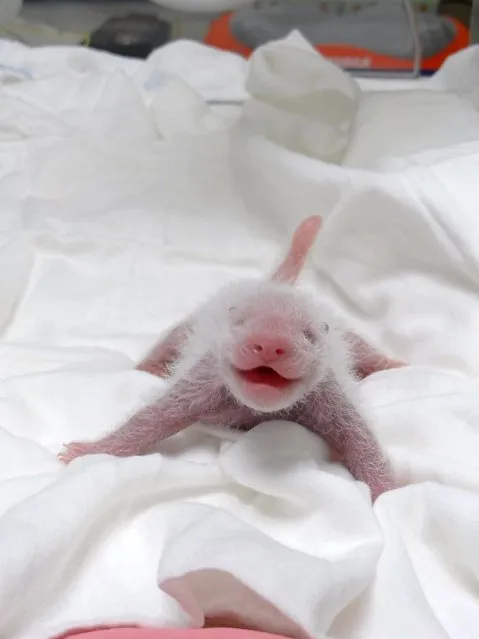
[0,32,477,639]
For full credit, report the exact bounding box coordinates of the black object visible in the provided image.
[84,13,172,58]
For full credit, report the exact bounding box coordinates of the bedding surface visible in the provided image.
[0,32,478,639]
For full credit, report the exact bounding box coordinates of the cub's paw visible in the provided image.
[57,442,94,464]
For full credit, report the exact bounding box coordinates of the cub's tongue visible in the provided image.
[239,366,292,389]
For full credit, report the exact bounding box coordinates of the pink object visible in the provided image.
[55,628,291,639]
[58,215,401,501]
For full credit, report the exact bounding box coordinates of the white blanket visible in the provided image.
[0,33,478,639]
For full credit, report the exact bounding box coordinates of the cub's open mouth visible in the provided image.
[234,366,296,389]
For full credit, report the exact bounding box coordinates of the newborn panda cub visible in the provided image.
[60,216,399,501]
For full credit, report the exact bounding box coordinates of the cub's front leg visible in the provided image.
[297,380,395,501]
[59,359,221,463]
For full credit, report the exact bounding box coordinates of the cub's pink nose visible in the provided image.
[245,333,292,363]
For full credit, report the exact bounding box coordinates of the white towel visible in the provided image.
[0,33,477,639]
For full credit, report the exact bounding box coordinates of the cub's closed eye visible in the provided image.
[321,323,329,333]
[303,329,316,343]
[229,306,244,326]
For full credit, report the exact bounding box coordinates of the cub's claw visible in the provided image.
[57,442,94,464]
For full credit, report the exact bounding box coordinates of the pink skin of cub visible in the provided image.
[59,216,403,502]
